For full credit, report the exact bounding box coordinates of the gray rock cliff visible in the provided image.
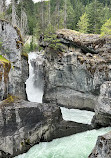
[42,29,111,110]
[0,19,28,100]
[92,81,111,127]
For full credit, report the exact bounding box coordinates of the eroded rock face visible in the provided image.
[92,81,111,127]
[89,131,111,158]
[0,98,91,158]
[0,19,28,100]
[43,46,111,110]
[21,55,29,99]
[56,29,111,54]
[0,58,11,100]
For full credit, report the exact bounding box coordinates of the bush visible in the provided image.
[22,43,30,54]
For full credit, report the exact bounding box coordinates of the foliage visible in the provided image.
[44,33,63,52]
[4,0,111,36]
[22,43,30,54]
[0,42,2,50]
[22,37,37,54]
[77,12,89,33]
[101,18,111,37]
[85,1,105,34]
[0,55,10,64]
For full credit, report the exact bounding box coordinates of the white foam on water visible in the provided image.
[15,127,111,158]
[26,52,43,103]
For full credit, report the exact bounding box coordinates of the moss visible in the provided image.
[3,96,18,104]
[14,26,24,48]
[0,55,11,84]
[77,54,109,76]
[0,96,20,108]
[0,96,19,108]
[21,142,24,146]
[21,139,30,147]
[0,55,10,64]
[16,40,23,49]
[21,52,28,59]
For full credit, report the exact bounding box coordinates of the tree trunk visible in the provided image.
[12,0,16,26]
[64,0,67,28]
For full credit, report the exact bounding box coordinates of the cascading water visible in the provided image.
[15,127,111,158]
[16,52,111,158]
[26,52,44,103]
[60,107,95,125]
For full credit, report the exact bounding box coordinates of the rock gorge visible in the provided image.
[0,19,111,158]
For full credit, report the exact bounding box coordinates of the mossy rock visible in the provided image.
[0,55,10,64]
[21,52,28,59]
[0,96,19,107]
[0,55,11,83]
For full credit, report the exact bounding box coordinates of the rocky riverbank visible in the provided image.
[0,97,92,158]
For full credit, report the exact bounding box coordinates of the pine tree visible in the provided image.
[64,0,67,28]
[12,0,17,26]
[101,18,111,37]
[86,1,104,34]
[77,12,89,33]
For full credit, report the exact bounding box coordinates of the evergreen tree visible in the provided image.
[101,18,111,37]
[77,12,89,33]
[86,1,104,34]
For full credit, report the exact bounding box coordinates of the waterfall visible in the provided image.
[26,52,44,103]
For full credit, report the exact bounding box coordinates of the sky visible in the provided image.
[6,0,44,5]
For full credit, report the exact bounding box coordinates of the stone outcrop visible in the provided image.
[42,29,111,110]
[92,81,111,128]
[56,29,111,54]
[0,55,11,100]
[21,55,28,99]
[89,131,111,158]
[0,19,28,101]
[0,98,92,158]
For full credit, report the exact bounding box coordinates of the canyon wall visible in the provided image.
[42,29,111,110]
[0,19,28,100]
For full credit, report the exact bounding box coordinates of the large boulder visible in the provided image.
[89,131,111,158]
[0,97,91,158]
[92,81,111,127]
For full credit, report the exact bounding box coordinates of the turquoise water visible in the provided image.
[15,127,111,158]
[60,107,94,124]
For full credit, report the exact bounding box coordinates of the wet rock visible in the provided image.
[0,19,28,100]
[92,81,111,127]
[0,56,11,100]
[89,131,111,158]
[21,55,29,100]
[44,88,96,111]
[0,98,92,157]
